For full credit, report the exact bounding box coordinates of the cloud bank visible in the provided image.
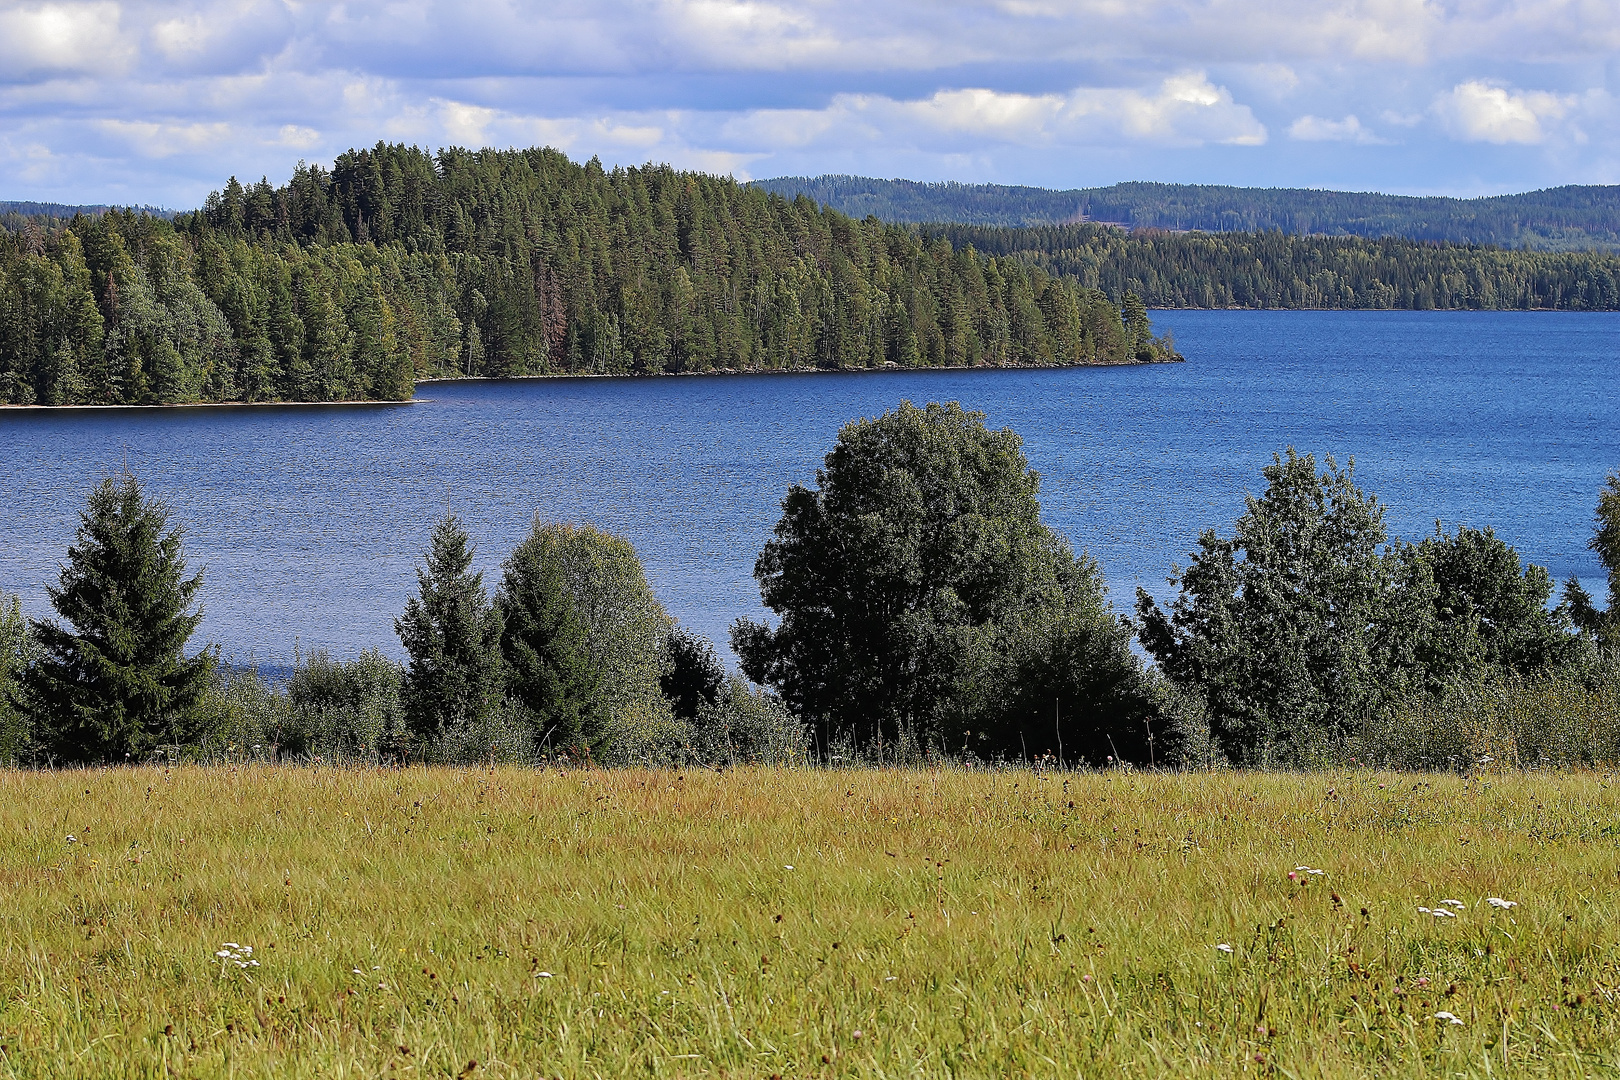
[0,0,1617,204]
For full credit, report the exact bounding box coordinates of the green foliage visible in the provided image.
[27,474,215,763]
[661,625,727,723]
[1,148,1172,406]
[496,520,674,761]
[1138,452,1584,767]
[1362,654,1620,770]
[734,400,1153,761]
[396,515,505,754]
[929,222,1620,310]
[1136,451,1391,767]
[758,175,1620,249]
[0,594,36,764]
[1393,524,1577,683]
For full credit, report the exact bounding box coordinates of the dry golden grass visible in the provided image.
[0,765,1617,1078]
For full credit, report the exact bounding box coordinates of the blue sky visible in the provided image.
[2,0,1618,207]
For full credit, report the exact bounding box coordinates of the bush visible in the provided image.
[1358,655,1620,770]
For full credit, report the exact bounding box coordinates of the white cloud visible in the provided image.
[0,3,132,78]
[1288,114,1388,145]
[726,73,1266,153]
[1433,80,1573,144]
[96,117,234,157]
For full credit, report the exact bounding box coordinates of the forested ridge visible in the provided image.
[927,223,1620,310]
[0,145,1171,407]
[758,175,1620,250]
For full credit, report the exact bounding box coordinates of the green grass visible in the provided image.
[1,766,1617,1078]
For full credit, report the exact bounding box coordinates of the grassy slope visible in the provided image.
[0,766,1616,1077]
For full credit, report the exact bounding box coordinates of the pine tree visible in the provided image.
[30,474,214,763]
[396,514,505,750]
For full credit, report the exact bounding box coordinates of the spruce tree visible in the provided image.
[30,474,214,763]
[396,514,505,749]
[497,521,597,748]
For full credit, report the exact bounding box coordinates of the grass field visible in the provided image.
[1,766,1617,1078]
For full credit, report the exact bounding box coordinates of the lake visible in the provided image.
[1,310,1615,669]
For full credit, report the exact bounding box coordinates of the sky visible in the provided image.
[2,0,1619,208]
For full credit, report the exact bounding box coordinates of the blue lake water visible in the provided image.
[0,310,1615,668]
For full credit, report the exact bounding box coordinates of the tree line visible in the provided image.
[0,146,1178,407]
[2,402,1616,770]
[757,176,1620,250]
[927,223,1620,310]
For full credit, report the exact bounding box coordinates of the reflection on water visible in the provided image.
[1,310,1615,664]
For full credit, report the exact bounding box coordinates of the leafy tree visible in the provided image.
[1136,450,1391,767]
[496,521,672,758]
[396,514,505,750]
[733,400,1151,759]
[29,474,215,763]
[1394,524,1575,682]
[662,625,726,723]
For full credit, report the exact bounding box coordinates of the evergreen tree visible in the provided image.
[1564,469,1620,647]
[497,519,598,749]
[496,521,672,759]
[396,514,505,750]
[0,593,34,764]
[29,474,214,763]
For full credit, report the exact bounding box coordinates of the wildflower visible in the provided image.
[1215,943,1234,954]
[353,969,364,976]
[784,865,795,871]
[1432,909,1457,919]
[1486,897,1517,909]
[65,835,77,844]
[1441,900,1464,909]
[536,971,553,978]
[1433,1011,1464,1026]
[852,1030,863,1041]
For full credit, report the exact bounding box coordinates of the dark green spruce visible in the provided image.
[396,514,505,751]
[28,474,215,763]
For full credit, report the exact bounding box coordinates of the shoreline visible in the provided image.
[0,356,1179,411]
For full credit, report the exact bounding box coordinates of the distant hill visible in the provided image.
[752,177,1620,251]
[0,201,174,233]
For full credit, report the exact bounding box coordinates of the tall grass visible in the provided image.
[0,765,1615,1077]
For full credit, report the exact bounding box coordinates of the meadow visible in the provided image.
[0,766,1617,1079]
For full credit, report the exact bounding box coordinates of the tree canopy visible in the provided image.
[733,400,1156,762]
[28,474,214,763]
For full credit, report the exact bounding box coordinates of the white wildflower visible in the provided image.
[1486,897,1517,909]
[65,835,77,843]
[1434,1011,1464,1026]
[1417,907,1432,914]
[536,971,553,979]
[1441,900,1465,909]
[784,865,795,870]
[353,968,364,975]
[1432,909,1457,919]
[1214,943,1234,954]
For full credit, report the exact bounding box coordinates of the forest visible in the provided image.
[757,175,1620,249]
[926,222,1620,310]
[0,146,1172,407]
